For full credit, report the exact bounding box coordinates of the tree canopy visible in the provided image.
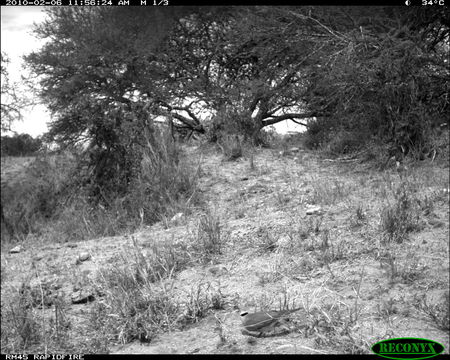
[24,6,449,197]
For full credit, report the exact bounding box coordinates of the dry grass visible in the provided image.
[1,130,202,246]
[2,136,449,354]
[193,208,224,263]
[414,292,449,331]
[1,278,75,353]
[309,177,352,205]
[86,236,226,346]
[218,135,244,161]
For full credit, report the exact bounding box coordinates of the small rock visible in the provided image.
[276,235,291,248]
[240,177,249,181]
[78,252,91,262]
[306,205,322,215]
[9,245,23,254]
[428,219,444,228]
[82,269,91,277]
[71,288,95,304]
[170,212,184,223]
[208,266,228,276]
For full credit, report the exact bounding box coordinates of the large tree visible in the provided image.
[26,6,448,164]
[161,7,329,141]
[25,7,203,198]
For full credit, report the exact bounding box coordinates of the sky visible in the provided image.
[1,7,305,138]
[1,6,50,137]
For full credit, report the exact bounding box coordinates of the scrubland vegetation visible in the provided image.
[1,6,448,354]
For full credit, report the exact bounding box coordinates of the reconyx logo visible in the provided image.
[372,338,445,360]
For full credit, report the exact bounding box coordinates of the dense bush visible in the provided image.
[302,117,332,150]
[303,8,448,159]
[1,128,201,243]
[1,134,42,156]
[1,151,78,241]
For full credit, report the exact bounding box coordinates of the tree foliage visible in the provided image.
[1,133,43,156]
[24,6,449,201]
[300,7,449,156]
[163,7,325,142]
[25,7,201,201]
[1,53,24,132]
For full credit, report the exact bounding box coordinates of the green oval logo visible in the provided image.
[372,338,445,360]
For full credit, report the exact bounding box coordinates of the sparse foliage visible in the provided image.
[1,53,24,132]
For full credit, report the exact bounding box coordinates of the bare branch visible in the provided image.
[171,112,205,133]
[261,112,317,127]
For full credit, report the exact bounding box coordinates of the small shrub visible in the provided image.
[131,128,202,224]
[218,134,243,161]
[1,286,41,352]
[91,251,182,343]
[355,204,365,221]
[350,203,366,228]
[1,281,72,353]
[325,130,364,155]
[414,292,449,331]
[1,151,79,242]
[182,282,225,326]
[91,282,179,344]
[417,195,434,216]
[1,127,202,244]
[397,252,426,284]
[296,217,323,248]
[255,225,277,253]
[377,298,397,319]
[380,181,421,243]
[196,209,222,261]
[257,126,279,148]
[302,117,331,150]
[310,178,350,205]
[131,235,189,283]
[274,189,291,208]
[312,302,369,354]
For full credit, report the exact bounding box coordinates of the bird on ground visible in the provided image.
[240,307,303,337]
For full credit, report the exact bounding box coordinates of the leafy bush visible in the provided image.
[1,151,78,241]
[325,129,365,155]
[218,134,243,161]
[1,125,202,243]
[302,117,332,150]
[1,134,43,156]
[304,10,448,159]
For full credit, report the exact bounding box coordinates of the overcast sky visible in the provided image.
[1,6,50,137]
